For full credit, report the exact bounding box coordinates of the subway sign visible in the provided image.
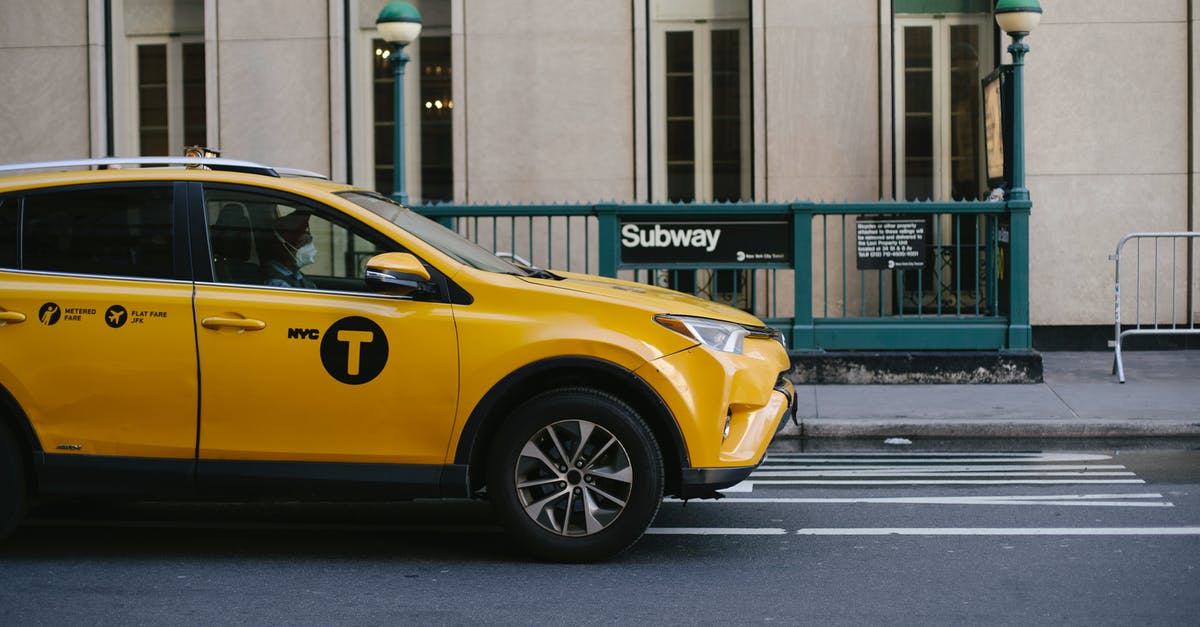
[618,215,792,266]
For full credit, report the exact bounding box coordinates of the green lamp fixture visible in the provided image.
[994,0,1042,36]
[376,2,423,45]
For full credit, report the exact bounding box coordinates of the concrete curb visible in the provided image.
[789,350,1044,384]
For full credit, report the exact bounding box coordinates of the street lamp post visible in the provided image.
[995,0,1041,203]
[995,0,1041,350]
[376,2,423,205]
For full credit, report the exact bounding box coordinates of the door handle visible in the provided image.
[0,310,26,325]
[201,316,266,331]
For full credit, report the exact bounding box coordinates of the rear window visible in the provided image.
[19,186,176,279]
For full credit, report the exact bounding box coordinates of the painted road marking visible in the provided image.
[644,527,1200,536]
[666,493,1174,507]
[762,453,1115,463]
[745,479,1145,486]
[792,527,1200,536]
[696,451,1174,506]
[753,464,1133,474]
[734,451,1147,488]
[645,528,788,535]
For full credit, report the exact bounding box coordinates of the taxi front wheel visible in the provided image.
[487,388,663,562]
[0,424,26,539]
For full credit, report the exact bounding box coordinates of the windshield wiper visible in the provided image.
[527,268,562,280]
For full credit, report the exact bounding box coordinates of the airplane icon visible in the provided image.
[105,306,127,327]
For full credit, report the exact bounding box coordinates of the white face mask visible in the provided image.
[276,231,318,268]
[294,242,318,268]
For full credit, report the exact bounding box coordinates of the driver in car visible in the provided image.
[261,211,318,289]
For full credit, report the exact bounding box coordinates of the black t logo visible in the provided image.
[105,305,128,328]
[39,302,61,326]
[320,316,388,384]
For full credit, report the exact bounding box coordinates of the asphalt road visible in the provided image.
[2,439,1197,626]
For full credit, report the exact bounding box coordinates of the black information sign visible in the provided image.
[619,215,791,266]
[856,217,927,270]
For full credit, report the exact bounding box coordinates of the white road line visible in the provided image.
[755,464,1129,473]
[667,493,1174,507]
[645,527,787,535]
[745,479,1146,486]
[644,527,1200,536]
[793,527,1200,536]
[764,453,1115,463]
[748,468,1132,473]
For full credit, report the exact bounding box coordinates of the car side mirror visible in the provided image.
[364,252,432,296]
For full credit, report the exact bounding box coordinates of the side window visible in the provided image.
[0,197,17,269]
[20,186,176,279]
[204,188,398,292]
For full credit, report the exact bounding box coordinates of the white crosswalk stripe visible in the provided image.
[666,493,1173,507]
[744,451,1146,486]
[696,451,1174,507]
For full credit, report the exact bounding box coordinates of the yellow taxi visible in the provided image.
[0,155,795,561]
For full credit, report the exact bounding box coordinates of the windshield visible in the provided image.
[339,191,530,275]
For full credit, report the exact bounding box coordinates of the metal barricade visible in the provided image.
[1110,232,1200,382]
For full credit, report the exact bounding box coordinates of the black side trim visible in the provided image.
[196,460,466,500]
[34,454,471,501]
[439,463,470,497]
[37,454,194,498]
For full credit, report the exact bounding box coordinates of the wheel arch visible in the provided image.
[455,356,689,496]
[0,382,42,493]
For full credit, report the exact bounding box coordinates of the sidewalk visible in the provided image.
[780,350,1200,439]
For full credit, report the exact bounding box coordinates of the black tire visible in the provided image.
[487,388,664,562]
[0,424,27,539]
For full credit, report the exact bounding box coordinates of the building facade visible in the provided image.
[1,0,1195,344]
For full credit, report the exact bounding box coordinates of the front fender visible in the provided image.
[448,356,688,494]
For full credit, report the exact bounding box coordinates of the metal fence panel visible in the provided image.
[1111,232,1200,382]
[416,200,1025,351]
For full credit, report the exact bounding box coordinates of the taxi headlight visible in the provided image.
[655,315,750,355]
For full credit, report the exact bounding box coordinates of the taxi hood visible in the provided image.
[523,270,766,326]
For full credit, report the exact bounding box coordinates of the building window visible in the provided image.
[134,39,206,156]
[648,1,752,309]
[651,2,750,203]
[419,37,453,203]
[372,37,453,203]
[894,11,993,200]
[372,41,394,196]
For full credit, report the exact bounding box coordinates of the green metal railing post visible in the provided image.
[791,202,815,349]
[596,204,619,278]
[1007,199,1032,349]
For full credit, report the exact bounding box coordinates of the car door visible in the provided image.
[0,184,198,482]
[190,185,460,479]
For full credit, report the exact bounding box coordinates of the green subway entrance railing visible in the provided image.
[415,199,1031,351]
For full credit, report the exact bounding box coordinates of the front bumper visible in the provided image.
[774,376,799,434]
[677,378,796,499]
